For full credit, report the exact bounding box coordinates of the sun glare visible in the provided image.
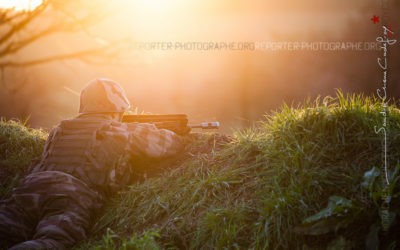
[111,0,189,38]
[118,0,185,15]
[0,0,42,11]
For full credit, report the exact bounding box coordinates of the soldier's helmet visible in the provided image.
[79,78,130,114]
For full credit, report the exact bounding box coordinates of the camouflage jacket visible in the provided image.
[30,114,183,197]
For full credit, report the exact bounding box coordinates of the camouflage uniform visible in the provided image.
[0,79,182,249]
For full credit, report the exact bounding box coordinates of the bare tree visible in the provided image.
[0,0,128,69]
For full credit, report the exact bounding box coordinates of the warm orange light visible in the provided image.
[109,0,190,39]
[0,0,42,11]
[130,0,180,13]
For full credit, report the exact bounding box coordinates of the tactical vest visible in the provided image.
[31,115,133,195]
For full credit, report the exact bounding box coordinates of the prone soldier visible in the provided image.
[0,79,183,249]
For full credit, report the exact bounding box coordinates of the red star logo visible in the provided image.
[371,15,379,24]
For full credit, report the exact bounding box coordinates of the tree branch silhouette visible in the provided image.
[0,0,126,69]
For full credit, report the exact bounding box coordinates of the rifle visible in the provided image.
[122,114,219,136]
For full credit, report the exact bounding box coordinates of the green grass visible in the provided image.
[1,91,400,249]
[0,118,47,199]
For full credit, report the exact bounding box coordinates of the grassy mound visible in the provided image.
[77,92,400,249]
[0,118,47,199]
[1,92,400,249]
